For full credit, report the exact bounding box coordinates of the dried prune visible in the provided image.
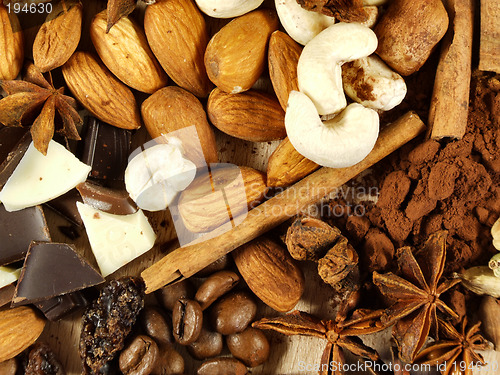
[25,343,65,375]
[80,277,145,375]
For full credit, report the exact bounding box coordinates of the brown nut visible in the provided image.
[226,327,270,367]
[187,326,223,360]
[140,307,172,345]
[153,344,185,375]
[195,271,240,310]
[209,291,257,335]
[119,335,159,375]
[172,299,203,345]
[0,358,17,375]
[155,280,194,311]
[197,357,248,375]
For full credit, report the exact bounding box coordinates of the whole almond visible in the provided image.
[268,31,302,111]
[204,9,278,94]
[144,0,212,97]
[0,4,24,80]
[141,86,218,166]
[33,0,82,73]
[62,51,141,130]
[178,166,268,233]
[233,237,304,312]
[208,88,286,142]
[0,306,45,362]
[91,10,168,94]
[267,137,320,188]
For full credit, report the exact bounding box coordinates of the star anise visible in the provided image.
[0,63,82,155]
[253,308,385,375]
[106,0,155,33]
[414,317,489,375]
[297,0,368,23]
[373,230,461,363]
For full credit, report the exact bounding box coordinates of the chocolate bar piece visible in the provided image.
[36,291,88,321]
[12,242,104,306]
[81,117,131,184]
[77,181,137,215]
[44,188,84,226]
[0,127,31,190]
[0,205,51,266]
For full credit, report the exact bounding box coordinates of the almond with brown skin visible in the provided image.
[267,137,320,188]
[205,9,278,94]
[91,10,168,94]
[144,0,212,97]
[141,86,218,166]
[207,88,286,142]
[0,306,45,362]
[0,4,24,80]
[268,31,302,111]
[178,166,268,233]
[33,0,82,73]
[233,237,305,312]
[62,51,141,130]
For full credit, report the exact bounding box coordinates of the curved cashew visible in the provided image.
[362,0,388,5]
[125,138,197,212]
[285,91,379,168]
[275,0,336,46]
[194,0,264,18]
[342,55,407,111]
[297,22,378,115]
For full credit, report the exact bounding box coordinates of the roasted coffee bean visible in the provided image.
[25,343,65,375]
[195,271,240,310]
[197,357,248,375]
[119,335,159,375]
[209,291,257,335]
[155,280,194,311]
[153,344,185,375]
[187,326,223,360]
[140,307,172,345]
[226,327,270,367]
[0,358,17,375]
[194,255,230,277]
[172,299,203,345]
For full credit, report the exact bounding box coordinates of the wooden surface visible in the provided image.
[479,0,500,73]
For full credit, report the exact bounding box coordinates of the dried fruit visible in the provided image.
[80,277,145,375]
[0,4,24,80]
[0,63,82,155]
[25,342,65,375]
[62,51,142,130]
[33,0,83,73]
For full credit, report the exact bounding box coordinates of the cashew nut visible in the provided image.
[194,0,264,18]
[342,55,407,111]
[275,0,336,46]
[124,138,197,212]
[297,22,378,116]
[362,0,388,5]
[285,90,379,168]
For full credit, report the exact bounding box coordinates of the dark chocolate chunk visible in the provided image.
[44,189,83,226]
[0,127,31,190]
[80,277,145,375]
[12,242,104,306]
[57,225,80,240]
[0,283,16,307]
[0,205,51,266]
[36,291,88,321]
[80,117,131,185]
[76,181,137,215]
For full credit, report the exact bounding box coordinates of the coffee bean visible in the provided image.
[0,358,17,375]
[187,326,223,360]
[140,307,172,345]
[119,335,159,375]
[153,344,185,375]
[209,291,257,335]
[226,327,270,367]
[195,271,240,310]
[197,357,248,375]
[172,299,203,345]
[155,280,194,311]
[194,255,231,278]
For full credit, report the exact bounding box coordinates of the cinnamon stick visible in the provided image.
[428,0,474,140]
[479,0,500,74]
[141,112,426,293]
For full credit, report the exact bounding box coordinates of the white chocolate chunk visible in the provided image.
[0,140,91,212]
[0,266,21,289]
[77,202,156,277]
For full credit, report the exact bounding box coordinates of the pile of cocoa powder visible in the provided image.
[325,71,500,274]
